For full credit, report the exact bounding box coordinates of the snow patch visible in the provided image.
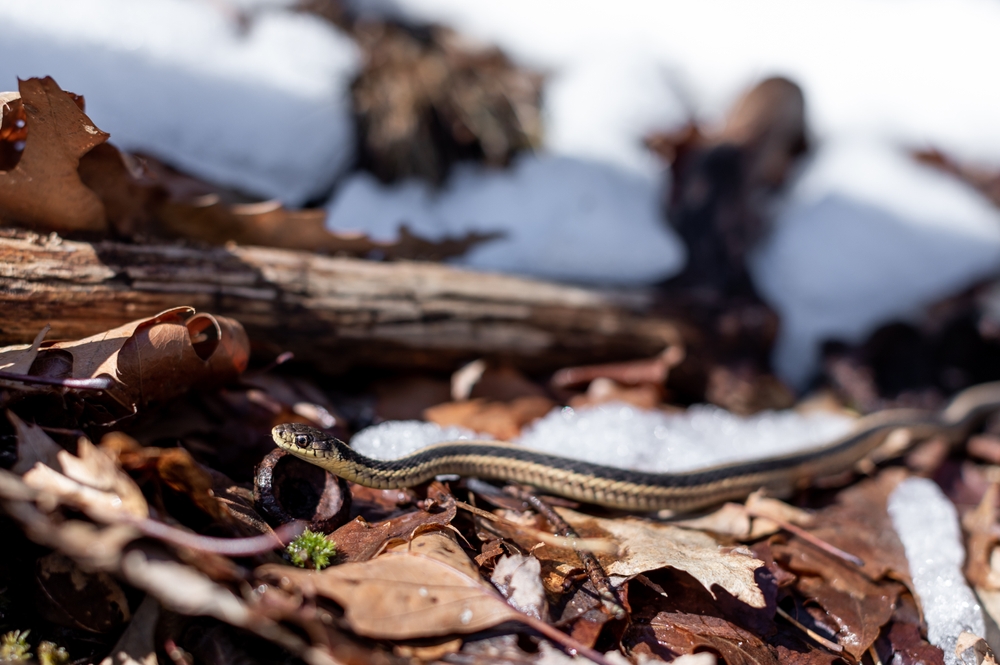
[752,138,1000,386]
[888,477,985,665]
[326,154,685,285]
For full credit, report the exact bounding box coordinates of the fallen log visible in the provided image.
[0,230,681,373]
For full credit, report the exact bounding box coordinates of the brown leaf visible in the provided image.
[9,410,63,475]
[0,77,108,231]
[0,90,26,171]
[559,508,766,608]
[76,142,496,258]
[884,622,945,665]
[629,611,779,665]
[121,546,338,665]
[424,396,554,440]
[35,551,131,633]
[328,490,457,562]
[0,324,50,376]
[101,431,231,523]
[260,550,522,640]
[4,307,250,413]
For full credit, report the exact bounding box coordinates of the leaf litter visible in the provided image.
[0,64,997,665]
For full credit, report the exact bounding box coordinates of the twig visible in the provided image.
[129,517,306,557]
[455,500,619,554]
[0,370,113,391]
[775,606,843,653]
[501,485,625,620]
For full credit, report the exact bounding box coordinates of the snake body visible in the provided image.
[271,381,1000,512]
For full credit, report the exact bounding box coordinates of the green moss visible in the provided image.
[37,641,69,665]
[286,529,337,571]
[0,629,31,662]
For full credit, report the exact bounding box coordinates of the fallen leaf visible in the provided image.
[0,325,50,375]
[0,77,108,231]
[260,549,522,640]
[23,437,149,523]
[491,553,547,620]
[121,546,335,665]
[101,431,231,523]
[628,611,779,665]
[884,622,945,665]
[568,377,664,411]
[424,395,554,440]
[35,551,131,633]
[0,307,250,415]
[559,508,766,608]
[384,529,479,576]
[955,632,997,665]
[328,490,456,562]
[9,410,63,474]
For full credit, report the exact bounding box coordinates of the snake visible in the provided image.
[271,381,1000,512]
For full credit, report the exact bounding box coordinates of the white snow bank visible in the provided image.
[349,402,854,473]
[752,138,1000,386]
[367,0,1000,170]
[0,0,359,205]
[888,478,985,665]
[326,154,686,285]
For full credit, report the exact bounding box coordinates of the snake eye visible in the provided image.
[294,433,311,447]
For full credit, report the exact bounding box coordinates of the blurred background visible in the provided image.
[6,0,1000,401]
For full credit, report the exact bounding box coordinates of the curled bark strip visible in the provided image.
[254,448,351,533]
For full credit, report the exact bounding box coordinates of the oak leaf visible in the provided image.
[0,77,108,231]
[558,508,766,608]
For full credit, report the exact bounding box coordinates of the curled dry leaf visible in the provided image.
[327,486,457,562]
[23,437,149,523]
[0,307,249,414]
[0,77,108,231]
[558,508,767,608]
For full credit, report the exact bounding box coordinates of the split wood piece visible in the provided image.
[0,231,682,373]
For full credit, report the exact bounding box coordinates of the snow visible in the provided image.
[0,0,359,206]
[349,402,854,473]
[326,155,685,284]
[752,138,1000,386]
[888,478,985,665]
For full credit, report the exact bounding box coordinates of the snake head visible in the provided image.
[271,423,337,453]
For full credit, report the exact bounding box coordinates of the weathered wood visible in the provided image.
[0,231,681,373]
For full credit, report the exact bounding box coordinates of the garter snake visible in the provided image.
[271,381,1000,512]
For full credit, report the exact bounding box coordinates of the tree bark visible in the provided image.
[0,230,681,373]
